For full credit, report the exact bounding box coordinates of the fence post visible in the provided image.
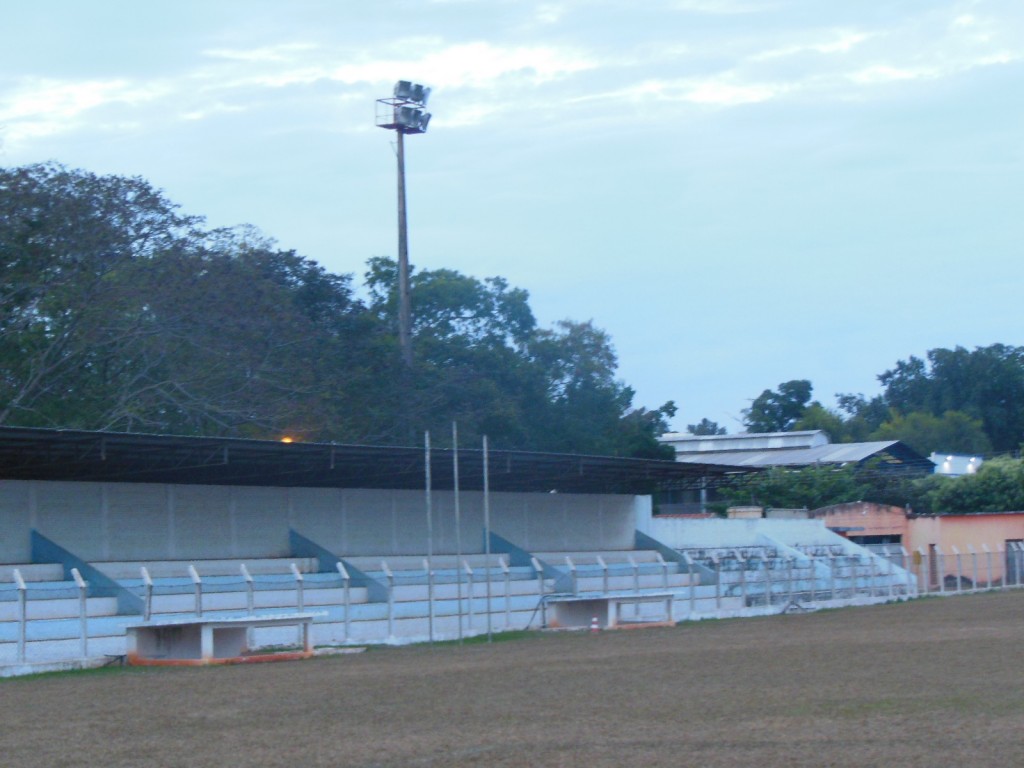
[886,548,895,600]
[141,566,153,621]
[828,554,836,602]
[565,556,577,595]
[596,555,608,594]
[684,552,696,616]
[628,555,640,618]
[983,544,995,590]
[712,554,722,614]
[655,552,669,589]
[501,556,511,629]
[71,567,88,659]
[14,568,27,663]
[188,565,203,617]
[916,547,929,595]
[899,547,910,596]
[951,547,962,594]
[382,560,394,641]
[761,554,773,607]
[786,556,794,604]
[422,558,434,644]
[290,563,305,646]
[464,560,475,630]
[336,561,350,643]
[735,549,747,607]
[868,555,878,599]
[966,545,978,592]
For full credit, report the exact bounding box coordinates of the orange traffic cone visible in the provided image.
[590,615,600,633]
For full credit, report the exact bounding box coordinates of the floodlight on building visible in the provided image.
[376,80,433,370]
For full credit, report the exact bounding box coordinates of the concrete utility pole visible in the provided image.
[376,80,432,369]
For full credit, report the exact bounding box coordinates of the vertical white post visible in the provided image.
[501,556,511,628]
[684,553,696,616]
[967,544,979,592]
[482,435,492,642]
[786,557,794,604]
[566,556,577,595]
[531,556,544,598]
[628,555,639,618]
[452,422,463,643]
[240,563,254,650]
[290,563,305,646]
[336,561,351,643]
[424,431,434,645]
[14,569,27,663]
[983,544,994,590]
[71,567,88,659]
[900,546,910,596]
[423,558,435,643]
[596,555,608,593]
[829,554,837,602]
[761,554,773,607]
[141,566,153,621]
[869,556,878,598]
[734,550,747,607]
[188,565,202,617]
[951,546,962,593]
[382,560,394,640]
[240,564,254,613]
[917,547,929,594]
[464,560,475,629]
[887,551,895,600]
[655,552,669,589]
[713,554,722,613]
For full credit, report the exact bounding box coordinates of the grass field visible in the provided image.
[3,592,1024,767]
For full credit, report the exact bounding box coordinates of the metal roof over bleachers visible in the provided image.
[0,425,750,494]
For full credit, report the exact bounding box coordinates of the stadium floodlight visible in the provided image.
[394,80,431,106]
[376,80,433,370]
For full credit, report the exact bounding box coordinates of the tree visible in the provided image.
[792,402,848,441]
[926,457,1024,514]
[743,379,812,433]
[879,345,1024,452]
[719,464,869,511]
[0,162,681,458]
[687,418,726,436]
[871,410,992,457]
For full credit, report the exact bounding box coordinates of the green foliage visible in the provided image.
[925,458,1024,514]
[720,464,870,511]
[687,418,726,436]
[793,402,848,441]
[0,162,671,457]
[879,345,1024,452]
[871,410,992,457]
[743,379,812,433]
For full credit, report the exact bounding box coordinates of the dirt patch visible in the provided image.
[3,593,1024,767]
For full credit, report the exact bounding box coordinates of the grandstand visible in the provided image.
[0,426,919,676]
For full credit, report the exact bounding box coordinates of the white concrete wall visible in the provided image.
[0,479,639,563]
[638,515,838,549]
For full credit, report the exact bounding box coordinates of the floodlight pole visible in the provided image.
[396,129,413,368]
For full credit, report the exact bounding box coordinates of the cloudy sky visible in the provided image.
[2,0,1022,433]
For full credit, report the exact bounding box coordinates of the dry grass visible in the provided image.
[3,592,1024,767]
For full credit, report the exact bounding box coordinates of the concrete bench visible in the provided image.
[125,612,322,666]
[544,592,675,630]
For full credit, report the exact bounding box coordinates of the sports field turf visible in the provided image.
[3,591,1023,767]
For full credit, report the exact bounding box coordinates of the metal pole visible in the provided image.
[396,128,412,368]
[483,434,492,641]
[424,431,433,644]
[453,422,463,644]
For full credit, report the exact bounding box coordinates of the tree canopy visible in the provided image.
[0,162,673,457]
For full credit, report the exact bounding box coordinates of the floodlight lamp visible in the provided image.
[393,79,430,106]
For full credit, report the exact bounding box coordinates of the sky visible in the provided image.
[2,0,1022,434]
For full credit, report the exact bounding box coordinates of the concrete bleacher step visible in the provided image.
[572,573,693,592]
[92,557,319,580]
[144,585,371,616]
[534,549,664,565]
[0,563,65,582]
[344,554,509,572]
[0,594,119,622]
